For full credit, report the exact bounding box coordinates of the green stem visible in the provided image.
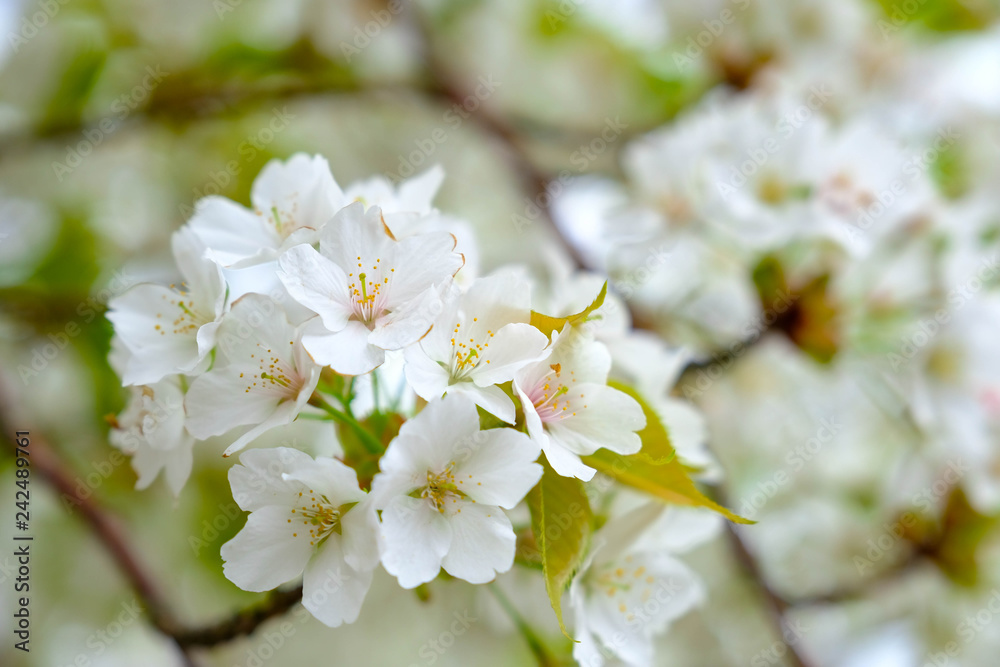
[308,394,384,455]
[488,583,556,667]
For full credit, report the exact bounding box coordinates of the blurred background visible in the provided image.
[3,0,1000,665]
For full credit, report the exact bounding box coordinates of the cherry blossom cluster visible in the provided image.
[105,154,719,665]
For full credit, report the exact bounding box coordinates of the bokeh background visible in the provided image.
[3,0,1000,665]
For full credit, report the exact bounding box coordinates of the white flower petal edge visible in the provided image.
[276,201,464,375]
[221,448,379,628]
[514,326,645,480]
[184,294,320,456]
[187,153,344,268]
[107,227,227,386]
[403,271,550,423]
[370,394,541,588]
[570,502,708,667]
[107,345,195,497]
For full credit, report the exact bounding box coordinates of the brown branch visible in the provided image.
[0,380,301,659]
[172,586,304,648]
[723,523,815,667]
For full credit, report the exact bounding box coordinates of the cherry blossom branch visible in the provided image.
[171,586,304,648]
[0,387,196,666]
[722,523,815,667]
[0,382,306,657]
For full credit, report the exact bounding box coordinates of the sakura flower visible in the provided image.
[107,226,227,386]
[277,201,464,375]
[570,502,712,667]
[403,271,549,423]
[221,447,379,627]
[187,153,344,268]
[514,328,645,481]
[184,294,320,457]
[108,339,195,496]
[370,394,542,588]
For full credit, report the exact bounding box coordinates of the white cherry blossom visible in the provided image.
[107,226,227,386]
[184,294,320,456]
[277,201,464,375]
[403,271,549,423]
[571,502,712,667]
[108,339,194,496]
[370,394,542,588]
[514,327,645,481]
[221,447,379,627]
[186,153,344,268]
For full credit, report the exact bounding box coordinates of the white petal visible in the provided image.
[386,230,463,306]
[281,456,366,507]
[379,496,451,589]
[172,226,227,318]
[447,382,516,425]
[546,384,644,457]
[302,319,385,375]
[469,322,550,386]
[221,505,312,592]
[368,282,443,351]
[441,502,516,584]
[541,441,596,481]
[187,196,279,266]
[229,447,316,511]
[251,154,343,234]
[402,343,451,401]
[396,164,444,212]
[277,244,353,332]
[340,500,381,573]
[377,394,480,477]
[452,428,541,508]
[107,284,203,386]
[185,368,281,440]
[223,400,302,457]
[302,535,373,627]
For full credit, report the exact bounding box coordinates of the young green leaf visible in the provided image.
[529,281,608,334]
[526,456,593,638]
[582,383,753,525]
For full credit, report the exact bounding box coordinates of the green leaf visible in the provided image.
[529,282,607,335]
[582,383,752,525]
[526,457,592,639]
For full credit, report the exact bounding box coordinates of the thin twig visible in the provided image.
[173,586,304,648]
[723,523,814,667]
[0,380,301,659]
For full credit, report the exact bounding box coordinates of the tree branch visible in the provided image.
[0,380,301,659]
